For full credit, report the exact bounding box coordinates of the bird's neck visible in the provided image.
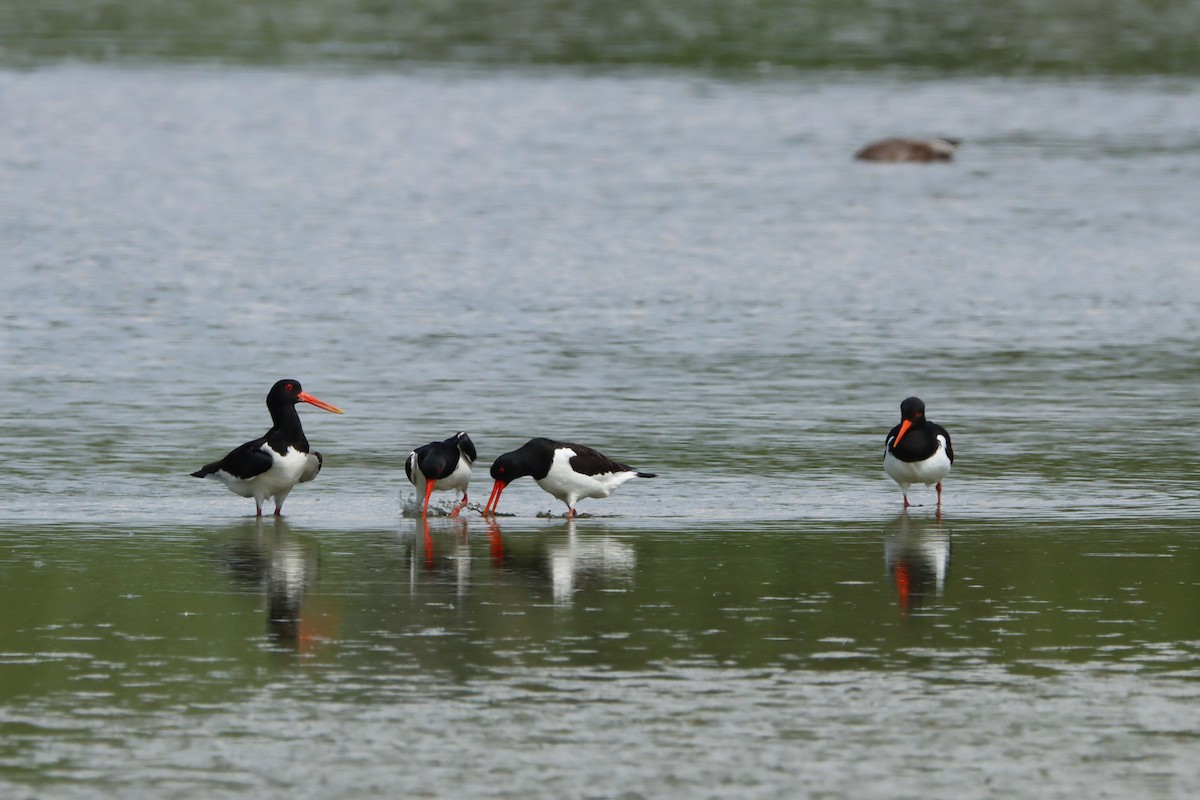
[266,403,309,452]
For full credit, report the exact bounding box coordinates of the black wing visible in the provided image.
[191,437,274,480]
[931,423,954,463]
[564,442,654,478]
[410,441,459,482]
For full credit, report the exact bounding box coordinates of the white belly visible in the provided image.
[411,458,471,495]
[538,449,638,508]
[216,446,310,502]
[884,442,952,488]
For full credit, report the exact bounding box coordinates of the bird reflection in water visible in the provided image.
[883,513,951,614]
[403,517,473,597]
[484,517,506,569]
[220,518,332,651]
[544,519,636,606]
[399,518,635,607]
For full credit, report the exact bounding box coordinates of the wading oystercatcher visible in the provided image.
[405,432,477,517]
[191,379,344,516]
[482,438,655,518]
[884,396,954,508]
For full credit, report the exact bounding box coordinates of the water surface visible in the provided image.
[2,65,1200,797]
[2,516,1198,799]
[4,0,1200,73]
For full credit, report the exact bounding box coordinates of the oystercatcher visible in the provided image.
[405,431,477,517]
[482,438,655,518]
[883,396,954,508]
[855,137,960,162]
[191,379,344,516]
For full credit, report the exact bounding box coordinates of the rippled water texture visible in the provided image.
[2,67,1200,797]
[4,0,1200,73]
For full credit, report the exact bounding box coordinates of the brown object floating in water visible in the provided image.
[855,137,960,162]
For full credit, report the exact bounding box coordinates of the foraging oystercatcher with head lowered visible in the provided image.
[405,432,477,517]
[191,379,344,516]
[482,438,656,518]
[884,396,954,508]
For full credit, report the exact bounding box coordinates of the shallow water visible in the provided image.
[2,65,1200,797]
[2,516,1199,799]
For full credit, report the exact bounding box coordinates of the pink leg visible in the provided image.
[566,507,576,519]
[936,482,943,506]
[902,494,911,509]
[449,493,468,519]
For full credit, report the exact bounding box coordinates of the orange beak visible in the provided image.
[892,419,913,447]
[422,480,436,516]
[298,391,344,414]
[483,480,507,515]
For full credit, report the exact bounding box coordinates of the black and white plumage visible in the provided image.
[883,396,954,508]
[482,437,656,518]
[191,379,344,517]
[405,432,477,517]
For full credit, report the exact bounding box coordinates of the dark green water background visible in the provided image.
[4,0,1200,73]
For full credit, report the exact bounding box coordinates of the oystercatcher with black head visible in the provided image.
[482,438,655,518]
[884,396,954,508]
[405,432,477,517]
[191,379,344,517]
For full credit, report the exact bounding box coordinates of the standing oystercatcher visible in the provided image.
[405,431,477,517]
[883,396,954,508]
[482,438,655,518]
[191,379,344,516]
